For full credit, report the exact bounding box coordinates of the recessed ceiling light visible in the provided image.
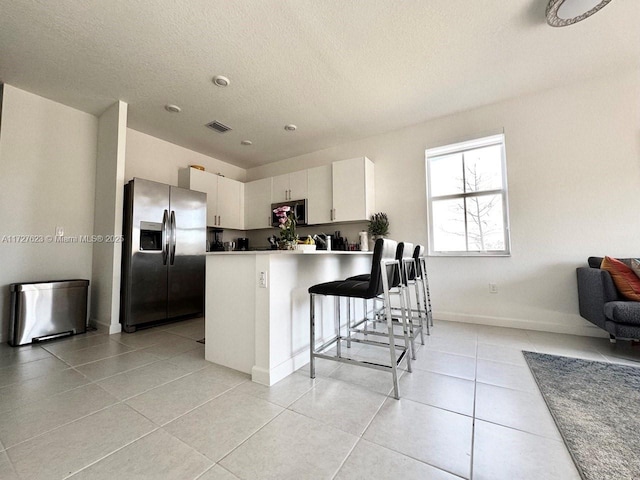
[284,124,297,131]
[212,75,230,87]
[546,0,612,27]
[164,104,181,113]
[241,140,253,146]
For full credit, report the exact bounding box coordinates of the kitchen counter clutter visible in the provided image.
[206,250,370,255]
[205,250,372,385]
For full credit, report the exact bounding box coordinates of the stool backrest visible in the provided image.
[412,245,425,278]
[400,242,414,285]
[368,238,398,297]
[391,242,405,287]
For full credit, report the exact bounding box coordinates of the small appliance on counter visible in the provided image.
[207,228,224,251]
[237,238,249,251]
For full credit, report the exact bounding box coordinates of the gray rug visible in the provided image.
[523,352,640,480]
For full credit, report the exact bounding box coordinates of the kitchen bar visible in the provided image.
[205,250,372,385]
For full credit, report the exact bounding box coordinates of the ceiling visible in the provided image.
[0,1,638,169]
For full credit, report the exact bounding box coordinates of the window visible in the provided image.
[426,134,511,256]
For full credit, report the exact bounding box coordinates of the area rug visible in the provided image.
[523,352,640,480]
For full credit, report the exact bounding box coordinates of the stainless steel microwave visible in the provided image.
[271,199,308,227]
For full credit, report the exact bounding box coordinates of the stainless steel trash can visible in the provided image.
[9,279,89,346]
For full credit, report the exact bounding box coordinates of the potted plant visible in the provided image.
[368,212,390,239]
[273,205,298,250]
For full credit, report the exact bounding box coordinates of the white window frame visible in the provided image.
[426,133,511,257]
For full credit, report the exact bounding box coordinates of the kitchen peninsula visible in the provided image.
[205,250,372,385]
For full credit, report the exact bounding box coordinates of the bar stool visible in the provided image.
[347,242,424,360]
[413,245,433,330]
[309,238,412,399]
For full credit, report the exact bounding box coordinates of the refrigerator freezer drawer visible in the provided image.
[9,279,89,347]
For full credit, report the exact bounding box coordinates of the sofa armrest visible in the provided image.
[576,267,620,329]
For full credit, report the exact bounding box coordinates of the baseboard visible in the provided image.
[434,311,609,338]
[251,349,309,386]
[90,318,122,335]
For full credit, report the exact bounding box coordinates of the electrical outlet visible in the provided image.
[489,283,498,294]
[55,226,64,237]
[258,271,268,288]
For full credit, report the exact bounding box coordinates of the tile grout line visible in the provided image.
[60,427,162,479]
[468,339,479,480]
[3,400,123,452]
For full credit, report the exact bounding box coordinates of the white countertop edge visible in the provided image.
[206,250,372,255]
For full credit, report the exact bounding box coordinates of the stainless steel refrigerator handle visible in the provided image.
[170,210,177,265]
[162,209,169,265]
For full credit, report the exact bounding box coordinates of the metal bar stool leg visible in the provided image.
[413,278,426,344]
[335,296,342,358]
[346,298,352,348]
[382,263,401,399]
[310,293,316,379]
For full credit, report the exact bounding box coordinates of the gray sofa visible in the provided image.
[576,257,640,342]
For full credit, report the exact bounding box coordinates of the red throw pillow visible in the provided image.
[601,256,640,301]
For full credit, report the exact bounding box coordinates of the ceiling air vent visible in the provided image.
[205,120,232,133]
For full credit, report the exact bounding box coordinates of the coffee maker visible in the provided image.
[237,238,249,251]
[207,228,224,251]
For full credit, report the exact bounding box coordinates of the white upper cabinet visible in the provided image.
[178,168,244,230]
[216,175,244,230]
[271,171,308,202]
[307,165,333,225]
[331,157,375,223]
[289,170,308,201]
[245,177,273,230]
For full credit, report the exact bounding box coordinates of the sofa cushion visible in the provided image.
[588,257,604,268]
[604,301,640,326]
[600,256,640,301]
[631,259,640,279]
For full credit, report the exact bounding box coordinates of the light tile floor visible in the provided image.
[0,318,639,479]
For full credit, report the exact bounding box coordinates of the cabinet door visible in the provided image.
[307,165,332,225]
[288,170,308,201]
[244,177,273,229]
[271,174,290,202]
[186,169,219,227]
[217,176,243,229]
[332,158,368,222]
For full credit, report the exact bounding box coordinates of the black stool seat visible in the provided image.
[344,273,370,282]
[308,280,375,299]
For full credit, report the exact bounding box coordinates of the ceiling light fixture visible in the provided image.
[284,124,297,132]
[546,0,613,27]
[212,75,230,87]
[241,140,253,146]
[164,104,181,113]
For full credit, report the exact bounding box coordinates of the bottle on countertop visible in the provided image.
[359,231,369,252]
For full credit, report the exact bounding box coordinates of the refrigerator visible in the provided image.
[120,178,206,332]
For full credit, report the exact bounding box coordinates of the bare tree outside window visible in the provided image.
[426,135,510,256]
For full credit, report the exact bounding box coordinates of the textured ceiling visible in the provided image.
[0,1,638,169]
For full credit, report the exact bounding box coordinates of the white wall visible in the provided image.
[246,70,640,336]
[91,101,128,333]
[0,85,98,341]
[125,129,246,185]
